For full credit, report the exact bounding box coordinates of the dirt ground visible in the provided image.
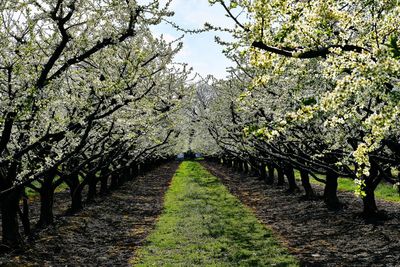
[0,162,179,267]
[202,161,400,267]
[2,161,399,266]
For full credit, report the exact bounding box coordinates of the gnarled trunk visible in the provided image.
[243,161,249,173]
[259,164,267,181]
[99,174,109,195]
[284,165,299,193]
[1,189,23,248]
[324,170,341,209]
[71,185,83,213]
[86,173,98,203]
[362,164,382,218]
[299,169,316,199]
[37,180,55,227]
[19,193,30,235]
[266,164,275,185]
[66,174,83,214]
[362,187,378,217]
[0,163,23,248]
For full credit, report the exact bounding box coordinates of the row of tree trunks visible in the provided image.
[1,158,168,249]
[214,154,383,218]
[216,158,341,210]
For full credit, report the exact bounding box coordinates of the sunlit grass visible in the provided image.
[133,161,298,266]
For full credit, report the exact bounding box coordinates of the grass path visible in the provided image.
[132,161,297,266]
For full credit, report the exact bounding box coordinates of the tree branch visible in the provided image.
[252,41,368,58]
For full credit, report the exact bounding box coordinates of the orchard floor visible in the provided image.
[1,161,400,266]
[0,162,179,266]
[203,161,400,267]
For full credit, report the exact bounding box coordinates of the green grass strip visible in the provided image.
[133,161,298,267]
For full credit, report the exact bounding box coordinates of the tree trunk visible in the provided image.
[67,174,83,214]
[1,189,23,248]
[259,164,267,181]
[299,169,316,199]
[237,160,242,172]
[243,161,249,173]
[86,173,97,203]
[284,165,299,193]
[132,164,139,179]
[233,160,238,172]
[110,173,119,190]
[277,166,285,186]
[362,187,378,217]
[126,166,134,181]
[266,164,275,185]
[362,164,381,218]
[100,174,109,195]
[249,159,258,176]
[324,170,341,209]
[19,194,30,235]
[71,186,83,213]
[37,180,55,227]
[118,170,127,186]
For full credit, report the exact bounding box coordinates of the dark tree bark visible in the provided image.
[277,166,285,186]
[86,173,98,203]
[66,173,83,213]
[118,169,127,186]
[19,193,31,235]
[266,163,275,185]
[1,189,23,248]
[71,185,84,213]
[234,160,240,172]
[126,165,134,182]
[362,187,378,217]
[284,165,299,193]
[324,170,341,209]
[0,163,23,248]
[249,158,258,176]
[299,169,316,199]
[37,179,55,227]
[36,169,60,228]
[132,164,139,179]
[362,164,382,218]
[259,164,267,181]
[231,160,236,171]
[99,173,109,195]
[109,173,119,190]
[243,161,249,173]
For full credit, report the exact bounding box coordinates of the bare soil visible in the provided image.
[202,161,400,267]
[0,162,179,267]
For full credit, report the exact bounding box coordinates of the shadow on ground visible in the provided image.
[0,162,178,266]
[203,161,400,267]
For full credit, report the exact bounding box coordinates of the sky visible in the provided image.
[151,0,236,79]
